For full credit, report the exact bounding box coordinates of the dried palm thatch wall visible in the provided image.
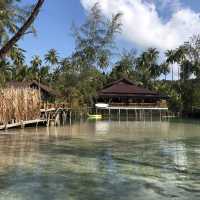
[0,88,41,125]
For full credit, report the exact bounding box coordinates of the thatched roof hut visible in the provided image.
[7,80,59,102]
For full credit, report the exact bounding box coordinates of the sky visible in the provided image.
[19,0,200,67]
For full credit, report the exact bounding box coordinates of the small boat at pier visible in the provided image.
[87,114,102,119]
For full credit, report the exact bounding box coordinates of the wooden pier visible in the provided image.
[0,105,71,131]
[0,119,47,130]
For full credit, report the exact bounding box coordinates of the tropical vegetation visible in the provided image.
[1,1,200,116]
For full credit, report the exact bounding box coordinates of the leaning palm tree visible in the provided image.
[0,0,29,46]
[0,0,45,59]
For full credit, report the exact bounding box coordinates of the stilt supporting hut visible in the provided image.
[96,78,169,119]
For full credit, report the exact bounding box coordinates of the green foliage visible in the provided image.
[109,50,137,81]
[2,2,200,115]
[0,0,33,47]
[71,3,122,71]
[109,48,170,88]
[136,48,162,87]
[153,81,181,112]
[165,35,200,113]
[45,49,59,66]
[0,59,11,85]
[191,80,200,108]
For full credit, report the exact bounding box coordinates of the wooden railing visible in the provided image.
[40,102,168,110]
[40,102,70,110]
[109,102,168,108]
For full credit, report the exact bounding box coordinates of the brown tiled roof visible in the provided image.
[7,80,59,97]
[99,78,167,99]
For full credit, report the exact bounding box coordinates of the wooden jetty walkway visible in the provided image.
[0,103,174,131]
[0,103,71,131]
[0,119,47,130]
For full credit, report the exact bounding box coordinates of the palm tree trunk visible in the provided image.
[0,0,45,59]
[172,65,174,81]
[178,66,180,80]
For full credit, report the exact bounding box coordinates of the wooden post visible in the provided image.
[21,120,24,129]
[69,111,72,125]
[80,112,83,122]
[135,109,137,120]
[47,119,50,127]
[62,111,67,125]
[54,113,60,126]
[160,110,162,121]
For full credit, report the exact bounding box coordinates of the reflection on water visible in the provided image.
[0,120,200,199]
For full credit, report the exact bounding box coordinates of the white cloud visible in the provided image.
[80,0,200,51]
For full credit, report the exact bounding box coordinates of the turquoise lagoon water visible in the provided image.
[0,120,200,199]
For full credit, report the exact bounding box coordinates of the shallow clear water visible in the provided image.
[0,119,200,200]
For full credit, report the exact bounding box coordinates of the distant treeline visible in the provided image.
[1,2,200,115]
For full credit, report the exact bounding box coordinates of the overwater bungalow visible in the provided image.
[0,80,67,130]
[96,78,168,109]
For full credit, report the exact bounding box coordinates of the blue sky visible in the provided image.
[19,0,200,63]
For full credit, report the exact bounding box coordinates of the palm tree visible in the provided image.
[147,48,160,79]
[39,66,50,83]
[166,46,192,81]
[45,49,59,70]
[44,49,59,84]
[166,50,176,81]
[0,1,27,46]
[9,46,26,79]
[0,0,45,58]
[0,60,12,85]
[29,55,42,80]
[160,62,170,80]
[136,48,160,87]
[110,50,136,80]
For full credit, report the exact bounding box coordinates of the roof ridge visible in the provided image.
[7,80,59,97]
[99,78,159,95]
[103,78,137,89]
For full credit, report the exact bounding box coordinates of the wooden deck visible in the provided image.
[108,102,168,108]
[102,106,168,110]
[96,102,168,110]
[0,103,72,131]
[0,119,47,130]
